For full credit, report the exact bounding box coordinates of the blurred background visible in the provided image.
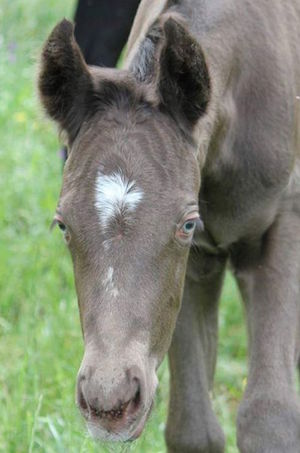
[0,1,247,451]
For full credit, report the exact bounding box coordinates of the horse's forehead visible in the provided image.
[61,110,198,229]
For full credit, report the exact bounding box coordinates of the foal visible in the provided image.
[39,1,300,451]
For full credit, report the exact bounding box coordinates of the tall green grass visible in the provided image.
[0,1,247,451]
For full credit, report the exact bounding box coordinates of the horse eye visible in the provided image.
[182,220,197,234]
[176,212,201,243]
[57,221,71,244]
[57,221,66,232]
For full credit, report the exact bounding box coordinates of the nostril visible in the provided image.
[78,373,86,384]
[132,381,141,412]
[78,383,89,413]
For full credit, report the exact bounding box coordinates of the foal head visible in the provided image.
[39,17,210,441]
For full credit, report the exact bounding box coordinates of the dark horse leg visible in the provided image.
[235,210,300,452]
[166,247,227,453]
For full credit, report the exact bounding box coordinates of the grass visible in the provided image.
[0,1,247,451]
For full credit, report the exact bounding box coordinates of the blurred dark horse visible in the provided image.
[74,0,140,67]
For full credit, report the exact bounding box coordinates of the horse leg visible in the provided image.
[165,248,227,453]
[236,212,300,453]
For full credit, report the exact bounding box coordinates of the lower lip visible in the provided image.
[128,418,146,441]
[128,403,154,441]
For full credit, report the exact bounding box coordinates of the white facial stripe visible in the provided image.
[102,266,119,298]
[102,266,114,286]
[95,171,143,231]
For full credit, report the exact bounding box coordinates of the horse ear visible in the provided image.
[157,17,211,127]
[38,19,93,143]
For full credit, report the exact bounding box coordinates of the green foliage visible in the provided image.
[0,1,247,451]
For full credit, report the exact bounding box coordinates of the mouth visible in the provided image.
[86,399,154,442]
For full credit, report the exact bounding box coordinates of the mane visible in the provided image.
[128,7,187,84]
[129,21,163,83]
